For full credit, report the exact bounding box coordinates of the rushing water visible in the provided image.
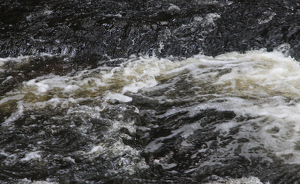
[1,49,300,183]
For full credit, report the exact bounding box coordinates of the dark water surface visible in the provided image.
[2,0,300,183]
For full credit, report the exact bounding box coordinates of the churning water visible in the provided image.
[1,49,300,183]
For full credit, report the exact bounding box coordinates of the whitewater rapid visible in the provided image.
[1,49,299,183]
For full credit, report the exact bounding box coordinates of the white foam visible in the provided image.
[21,151,41,161]
[107,93,132,102]
[258,11,276,24]
[206,176,268,184]
[168,4,181,11]
[0,54,55,69]
[3,50,300,165]
[18,178,58,184]
[88,139,149,175]
[63,85,80,93]
[204,13,221,26]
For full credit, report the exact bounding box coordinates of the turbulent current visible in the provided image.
[1,50,300,183]
[3,0,300,183]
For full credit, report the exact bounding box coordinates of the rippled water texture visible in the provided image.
[1,50,300,183]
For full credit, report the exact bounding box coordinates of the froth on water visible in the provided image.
[1,49,300,182]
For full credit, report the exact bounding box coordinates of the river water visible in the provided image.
[2,0,300,183]
[1,49,300,183]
